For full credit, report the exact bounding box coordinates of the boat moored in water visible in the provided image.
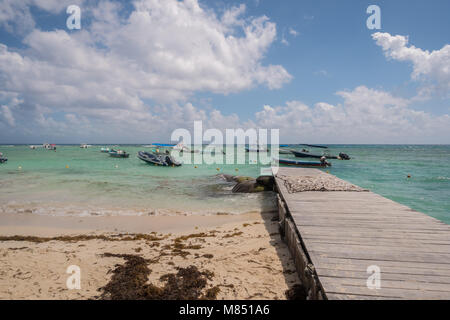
[279,148,293,154]
[109,149,130,158]
[277,158,331,167]
[0,152,7,163]
[300,144,328,149]
[291,150,338,159]
[43,143,56,150]
[137,151,182,166]
[245,146,269,152]
[100,147,110,153]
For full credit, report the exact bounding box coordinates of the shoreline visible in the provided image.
[0,211,302,300]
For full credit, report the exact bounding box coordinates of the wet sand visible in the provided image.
[0,211,301,300]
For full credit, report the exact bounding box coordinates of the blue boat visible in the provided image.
[277,158,331,167]
[150,143,176,147]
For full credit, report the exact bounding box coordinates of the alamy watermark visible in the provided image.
[366,265,381,290]
[366,5,381,30]
[66,265,81,290]
[66,5,81,30]
[169,121,279,174]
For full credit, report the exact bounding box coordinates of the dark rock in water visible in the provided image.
[234,176,254,183]
[217,174,254,183]
[256,175,274,188]
[219,174,274,193]
[232,178,273,193]
[232,180,257,193]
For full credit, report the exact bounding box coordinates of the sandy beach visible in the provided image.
[0,210,301,300]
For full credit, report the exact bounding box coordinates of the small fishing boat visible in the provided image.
[109,149,130,158]
[279,148,293,154]
[300,144,328,149]
[292,150,337,159]
[43,143,56,150]
[173,142,199,153]
[245,146,269,152]
[292,150,350,160]
[80,144,91,149]
[150,143,176,148]
[100,147,110,153]
[137,151,182,166]
[277,158,331,167]
[0,153,7,163]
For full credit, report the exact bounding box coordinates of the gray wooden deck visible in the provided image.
[273,167,450,300]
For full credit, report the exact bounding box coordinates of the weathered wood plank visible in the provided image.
[315,268,450,285]
[273,167,450,300]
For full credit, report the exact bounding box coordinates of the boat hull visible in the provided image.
[278,158,329,167]
[291,150,338,159]
[137,151,181,167]
[109,153,129,158]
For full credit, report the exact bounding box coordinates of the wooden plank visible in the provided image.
[313,256,450,273]
[305,242,450,255]
[326,293,400,300]
[320,280,450,299]
[315,268,450,285]
[273,167,450,300]
[307,248,450,265]
[298,226,450,240]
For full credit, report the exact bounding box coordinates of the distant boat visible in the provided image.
[100,147,110,153]
[292,150,350,160]
[108,149,129,158]
[278,158,331,167]
[300,144,328,149]
[137,151,181,166]
[292,150,338,159]
[43,143,56,150]
[29,145,38,149]
[150,143,176,147]
[80,144,91,149]
[246,146,269,152]
[0,152,7,163]
[173,142,197,153]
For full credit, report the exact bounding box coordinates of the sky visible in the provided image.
[0,0,449,144]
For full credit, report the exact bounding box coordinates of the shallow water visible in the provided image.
[0,144,449,224]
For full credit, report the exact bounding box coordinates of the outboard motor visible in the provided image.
[339,153,350,160]
[165,155,181,166]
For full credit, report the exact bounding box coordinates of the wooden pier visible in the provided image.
[273,167,450,300]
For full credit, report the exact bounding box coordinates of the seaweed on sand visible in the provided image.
[98,253,219,300]
[0,233,167,243]
[223,231,243,238]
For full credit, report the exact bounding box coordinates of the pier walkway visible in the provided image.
[273,167,450,299]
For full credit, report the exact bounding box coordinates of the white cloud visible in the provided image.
[0,0,291,141]
[373,32,450,96]
[253,86,450,143]
[288,28,298,37]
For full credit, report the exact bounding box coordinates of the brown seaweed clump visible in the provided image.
[0,233,166,243]
[98,253,219,300]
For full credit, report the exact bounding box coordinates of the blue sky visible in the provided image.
[0,0,449,144]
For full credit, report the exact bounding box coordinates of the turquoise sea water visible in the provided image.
[0,145,449,224]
